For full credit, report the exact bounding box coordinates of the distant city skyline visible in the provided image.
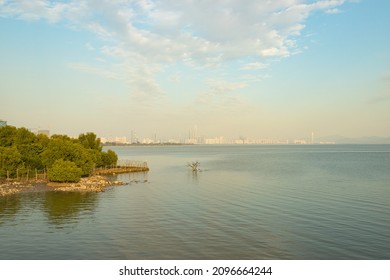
[2,117,389,144]
[1,1,389,139]
[99,129,390,145]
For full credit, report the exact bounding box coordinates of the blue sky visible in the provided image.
[0,0,389,140]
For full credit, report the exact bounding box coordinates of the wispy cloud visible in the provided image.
[0,0,347,98]
[169,73,181,83]
[326,8,342,14]
[195,78,247,107]
[206,79,247,95]
[67,62,121,80]
[85,42,95,51]
[241,62,269,71]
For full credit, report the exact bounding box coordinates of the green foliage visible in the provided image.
[0,125,118,179]
[0,126,17,147]
[36,134,50,147]
[41,138,95,176]
[18,143,45,170]
[47,159,82,183]
[101,149,118,166]
[0,146,23,177]
[78,132,102,151]
[89,149,103,167]
[50,134,74,142]
[14,127,37,146]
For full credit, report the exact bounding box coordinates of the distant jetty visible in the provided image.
[93,161,149,175]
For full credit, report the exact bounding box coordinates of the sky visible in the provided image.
[0,0,389,140]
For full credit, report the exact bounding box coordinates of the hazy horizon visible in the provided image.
[1,1,389,140]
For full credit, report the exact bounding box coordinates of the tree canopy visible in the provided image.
[0,126,118,181]
[48,159,83,183]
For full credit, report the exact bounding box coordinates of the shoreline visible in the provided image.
[1,165,149,197]
[0,175,126,197]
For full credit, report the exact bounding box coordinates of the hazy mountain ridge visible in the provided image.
[317,135,390,144]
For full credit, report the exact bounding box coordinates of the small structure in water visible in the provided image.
[187,161,200,172]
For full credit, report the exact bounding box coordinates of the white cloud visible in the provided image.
[169,73,181,83]
[85,42,95,51]
[0,0,347,98]
[67,62,121,80]
[0,0,69,22]
[240,74,271,83]
[241,62,269,70]
[206,79,247,95]
[326,8,342,14]
[85,22,113,38]
[195,78,247,106]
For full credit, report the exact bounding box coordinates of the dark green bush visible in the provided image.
[48,159,82,183]
[101,149,118,166]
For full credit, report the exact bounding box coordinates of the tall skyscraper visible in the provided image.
[130,131,138,144]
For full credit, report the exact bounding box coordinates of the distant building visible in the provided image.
[205,137,224,144]
[115,136,128,144]
[294,139,307,144]
[257,139,276,144]
[0,120,7,128]
[167,139,180,144]
[185,138,198,144]
[130,131,139,144]
[234,139,245,144]
[100,137,128,144]
[143,138,157,144]
[37,130,50,137]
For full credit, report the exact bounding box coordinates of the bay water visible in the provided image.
[0,145,389,259]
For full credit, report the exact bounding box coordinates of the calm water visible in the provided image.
[0,145,389,259]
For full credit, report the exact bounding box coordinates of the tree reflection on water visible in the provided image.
[42,191,99,226]
[0,195,22,225]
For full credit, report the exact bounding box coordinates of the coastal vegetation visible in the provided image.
[0,126,118,182]
[48,159,82,183]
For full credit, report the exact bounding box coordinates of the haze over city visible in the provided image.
[1,0,389,140]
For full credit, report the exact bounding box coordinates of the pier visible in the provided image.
[93,160,149,175]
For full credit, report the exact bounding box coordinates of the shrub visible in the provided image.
[101,149,118,166]
[48,159,82,183]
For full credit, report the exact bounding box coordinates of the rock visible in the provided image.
[48,175,124,193]
[0,175,125,197]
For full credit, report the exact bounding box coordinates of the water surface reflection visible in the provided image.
[43,192,98,226]
[0,195,22,224]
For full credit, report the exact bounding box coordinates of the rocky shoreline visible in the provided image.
[0,175,125,197]
[0,181,36,197]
